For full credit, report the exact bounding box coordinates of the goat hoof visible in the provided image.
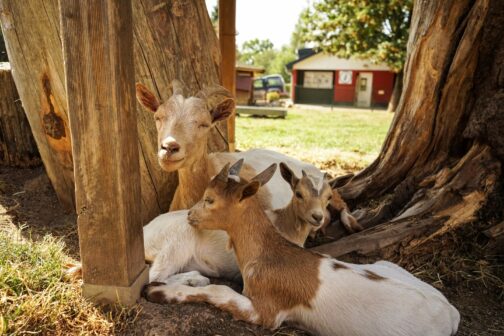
[185,276,210,287]
[142,281,167,299]
[163,271,211,287]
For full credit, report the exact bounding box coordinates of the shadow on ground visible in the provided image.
[0,166,502,335]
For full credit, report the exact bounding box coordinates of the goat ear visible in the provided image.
[229,158,244,176]
[239,181,260,202]
[214,163,231,183]
[211,98,234,123]
[252,163,277,186]
[136,83,160,112]
[279,162,298,187]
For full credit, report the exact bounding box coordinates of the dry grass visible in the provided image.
[404,224,504,299]
[0,225,140,335]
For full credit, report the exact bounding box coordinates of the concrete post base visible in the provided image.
[82,265,149,306]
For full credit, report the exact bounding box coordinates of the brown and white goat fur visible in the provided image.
[145,163,460,336]
[144,160,330,283]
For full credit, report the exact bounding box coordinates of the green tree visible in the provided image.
[300,0,412,111]
[238,36,299,82]
[210,5,218,27]
[290,8,309,52]
[269,45,297,82]
[239,38,274,65]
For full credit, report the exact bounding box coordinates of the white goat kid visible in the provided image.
[144,163,460,336]
[145,159,331,283]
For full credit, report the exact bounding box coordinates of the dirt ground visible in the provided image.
[1,166,503,336]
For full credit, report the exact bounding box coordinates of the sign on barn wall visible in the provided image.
[304,71,333,89]
[338,70,353,84]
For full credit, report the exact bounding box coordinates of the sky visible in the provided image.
[205,0,311,49]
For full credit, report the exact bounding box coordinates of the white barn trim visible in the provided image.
[293,53,391,71]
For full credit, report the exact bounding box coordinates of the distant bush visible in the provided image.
[266,91,280,103]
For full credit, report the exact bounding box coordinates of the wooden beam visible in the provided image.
[60,0,147,305]
[0,63,40,167]
[219,0,237,152]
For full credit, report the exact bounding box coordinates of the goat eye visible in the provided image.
[295,191,303,199]
[205,198,214,205]
[328,195,332,201]
[199,123,210,129]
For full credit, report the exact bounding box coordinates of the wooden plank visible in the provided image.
[0,63,40,167]
[219,0,236,151]
[237,105,287,118]
[60,0,146,304]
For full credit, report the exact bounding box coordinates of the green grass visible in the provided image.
[236,107,393,174]
[0,225,137,335]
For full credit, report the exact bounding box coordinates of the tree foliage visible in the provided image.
[239,38,274,64]
[300,0,412,72]
[210,5,218,27]
[238,38,296,82]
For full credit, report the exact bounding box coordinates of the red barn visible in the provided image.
[287,49,396,108]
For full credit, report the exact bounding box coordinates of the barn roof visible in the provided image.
[286,49,392,72]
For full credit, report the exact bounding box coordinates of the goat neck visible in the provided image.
[170,148,211,211]
[271,200,309,247]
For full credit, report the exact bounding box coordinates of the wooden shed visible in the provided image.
[235,63,264,105]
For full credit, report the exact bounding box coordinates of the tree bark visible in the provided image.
[0,62,40,167]
[318,0,503,260]
[386,70,402,113]
[0,0,226,223]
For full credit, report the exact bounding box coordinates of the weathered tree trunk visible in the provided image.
[386,70,402,113]
[0,62,40,167]
[0,0,226,223]
[316,0,503,260]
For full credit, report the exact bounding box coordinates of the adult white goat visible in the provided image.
[144,163,460,336]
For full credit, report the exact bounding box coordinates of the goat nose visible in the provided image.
[162,141,180,154]
[312,213,323,223]
[188,210,192,217]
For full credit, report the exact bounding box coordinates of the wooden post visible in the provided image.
[219,0,236,152]
[60,0,147,305]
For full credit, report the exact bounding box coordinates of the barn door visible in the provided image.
[356,72,373,107]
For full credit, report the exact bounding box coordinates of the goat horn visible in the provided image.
[196,85,232,100]
[171,79,185,97]
[229,158,244,176]
[215,162,231,183]
[196,85,233,110]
